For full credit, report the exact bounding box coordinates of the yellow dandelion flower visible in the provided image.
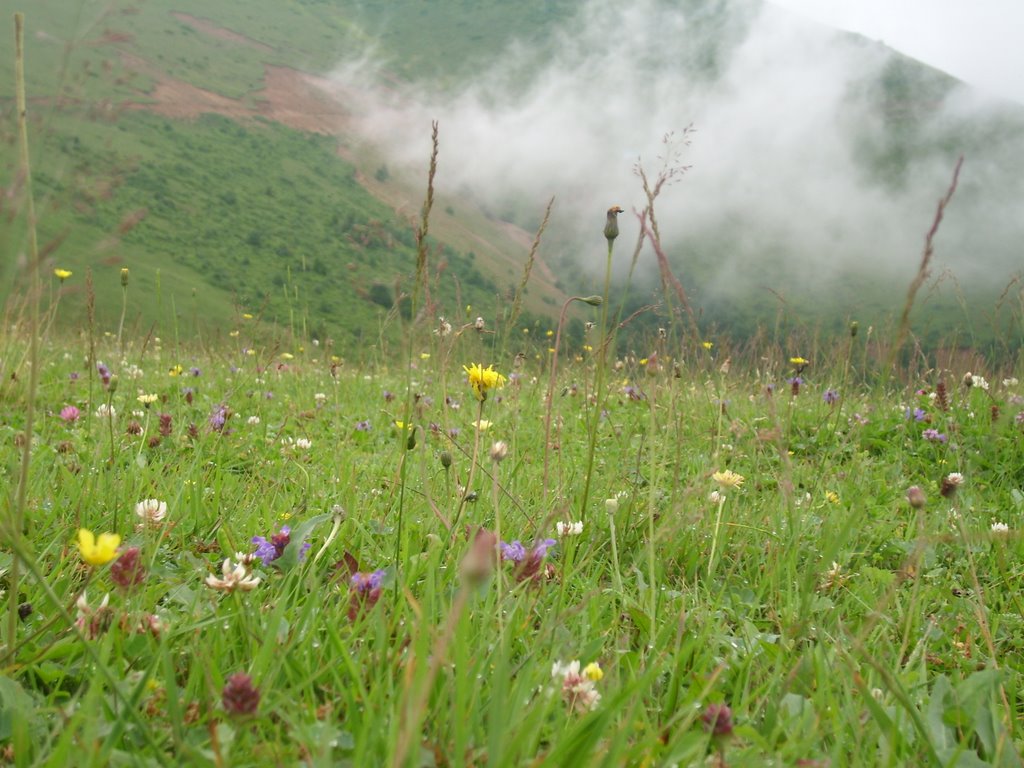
[702,341,713,350]
[712,470,745,489]
[463,363,507,401]
[77,528,120,566]
[54,268,73,281]
[790,356,809,366]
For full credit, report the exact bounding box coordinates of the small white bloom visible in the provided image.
[970,374,989,391]
[709,490,725,504]
[990,521,1009,534]
[556,521,584,536]
[314,392,327,404]
[95,403,116,419]
[135,499,167,525]
[1002,378,1018,388]
[295,437,312,450]
[205,558,260,592]
[247,415,261,425]
[605,497,619,514]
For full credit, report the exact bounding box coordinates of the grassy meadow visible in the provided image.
[1,245,1023,766]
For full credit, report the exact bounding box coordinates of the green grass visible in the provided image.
[1,307,1022,765]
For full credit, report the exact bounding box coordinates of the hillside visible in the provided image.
[1,0,1022,356]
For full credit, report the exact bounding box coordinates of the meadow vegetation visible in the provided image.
[2,3,1024,766]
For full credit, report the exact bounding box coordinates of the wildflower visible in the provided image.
[436,317,452,337]
[622,384,644,401]
[474,316,486,332]
[157,413,172,436]
[97,362,112,387]
[59,405,80,423]
[825,490,840,504]
[604,204,623,242]
[110,547,146,589]
[922,428,947,443]
[967,373,989,391]
[168,364,183,377]
[209,404,229,431]
[991,521,1009,534]
[790,356,809,373]
[940,472,964,498]
[583,662,603,681]
[489,441,509,463]
[702,341,713,350]
[474,419,492,431]
[823,389,839,405]
[701,702,734,738]
[355,419,370,431]
[77,528,120,566]
[787,376,803,396]
[906,407,927,421]
[54,268,72,281]
[75,591,112,639]
[1003,378,1019,388]
[712,470,744,489]
[247,415,261,426]
[906,486,927,509]
[709,490,725,504]
[556,521,584,537]
[135,499,167,525]
[552,660,602,713]
[501,538,557,582]
[205,557,260,592]
[348,569,386,620]
[463,363,507,401]
[314,392,327,407]
[383,390,395,403]
[222,673,260,716]
[605,497,620,514]
[251,525,310,566]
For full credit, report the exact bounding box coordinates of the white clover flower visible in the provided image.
[556,521,584,536]
[95,403,116,419]
[971,375,989,391]
[990,521,1009,534]
[1002,378,1019,388]
[135,498,167,525]
[314,392,327,405]
[205,558,260,592]
[247,415,261,425]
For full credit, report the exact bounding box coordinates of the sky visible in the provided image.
[768,0,1024,105]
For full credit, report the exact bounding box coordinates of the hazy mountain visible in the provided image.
[2,0,1021,353]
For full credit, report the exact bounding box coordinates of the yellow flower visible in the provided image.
[826,491,840,504]
[420,353,431,360]
[54,268,73,281]
[242,313,253,320]
[545,330,554,337]
[712,470,745,489]
[474,419,492,431]
[137,393,158,406]
[463,363,507,401]
[77,528,120,566]
[229,329,240,338]
[168,364,183,376]
[583,662,603,682]
[790,356,809,366]
[281,352,294,360]
[702,341,713,350]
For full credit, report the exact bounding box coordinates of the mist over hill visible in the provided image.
[1,0,1022,353]
[330,0,1024,349]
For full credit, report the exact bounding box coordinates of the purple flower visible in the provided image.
[448,428,461,439]
[190,367,202,377]
[59,405,81,422]
[355,420,371,432]
[904,407,927,421]
[251,525,310,566]
[97,362,111,387]
[382,390,395,403]
[1016,411,1024,426]
[823,389,839,405]
[69,371,80,381]
[922,428,947,443]
[209,404,229,431]
[350,569,386,593]
[622,385,644,401]
[500,541,527,562]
